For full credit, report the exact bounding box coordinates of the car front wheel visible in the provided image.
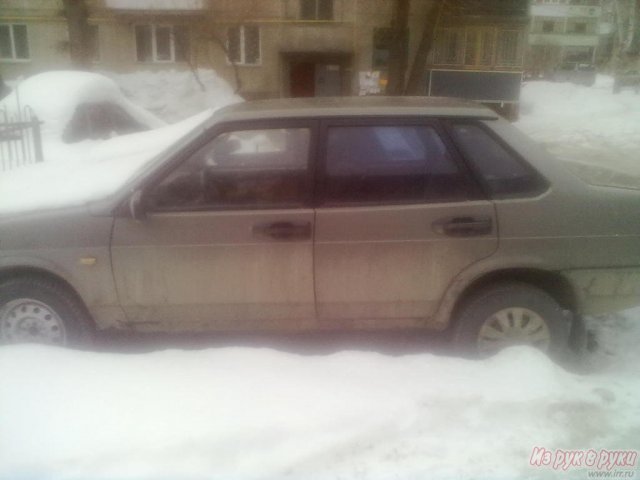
[0,276,93,347]
[453,283,569,358]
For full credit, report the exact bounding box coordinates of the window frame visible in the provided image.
[299,0,334,21]
[134,24,189,64]
[442,119,550,200]
[0,23,30,62]
[226,25,262,66]
[141,118,319,214]
[316,117,486,208]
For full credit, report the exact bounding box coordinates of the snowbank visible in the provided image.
[0,68,242,215]
[0,110,211,215]
[1,344,638,480]
[109,69,243,122]
[516,75,640,188]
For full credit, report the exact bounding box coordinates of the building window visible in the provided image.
[434,28,464,65]
[573,22,587,33]
[227,25,261,65]
[300,0,333,20]
[542,21,554,33]
[135,24,189,63]
[496,30,523,66]
[0,24,29,61]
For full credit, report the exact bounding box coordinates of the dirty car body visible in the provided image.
[1,97,639,356]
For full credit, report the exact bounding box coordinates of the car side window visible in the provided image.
[148,128,311,210]
[322,125,470,205]
[450,123,546,197]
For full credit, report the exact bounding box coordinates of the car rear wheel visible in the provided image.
[453,283,569,358]
[0,276,93,347]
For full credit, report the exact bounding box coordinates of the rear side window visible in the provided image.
[323,125,471,205]
[450,123,546,197]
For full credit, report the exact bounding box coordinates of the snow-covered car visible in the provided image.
[0,97,639,358]
[0,71,164,145]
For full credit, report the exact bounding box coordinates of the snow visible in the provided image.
[1,71,165,142]
[0,111,210,215]
[108,69,243,122]
[0,70,241,216]
[516,75,640,189]
[0,73,639,479]
[1,340,639,480]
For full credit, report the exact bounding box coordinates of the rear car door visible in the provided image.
[313,117,498,327]
[111,121,317,331]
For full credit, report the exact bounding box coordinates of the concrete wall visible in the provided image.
[1,0,71,80]
[1,0,436,98]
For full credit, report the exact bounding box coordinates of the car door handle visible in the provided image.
[432,216,493,237]
[252,221,312,240]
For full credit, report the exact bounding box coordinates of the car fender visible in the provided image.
[431,254,568,329]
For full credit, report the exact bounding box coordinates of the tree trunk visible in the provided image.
[386,0,411,95]
[404,1,445,95]
[62,0,91,68]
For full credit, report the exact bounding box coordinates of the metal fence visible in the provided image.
[0,106,44,172]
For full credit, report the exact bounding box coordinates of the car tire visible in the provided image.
[452,282,569,359]
[0,276,94,347]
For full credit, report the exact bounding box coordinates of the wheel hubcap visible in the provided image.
[477,307,550,356]
[0,298,66,345]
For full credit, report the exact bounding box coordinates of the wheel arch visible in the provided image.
[444,268,579,331]
[0,265,95,327]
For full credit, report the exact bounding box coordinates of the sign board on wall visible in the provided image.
[428,70,522,103]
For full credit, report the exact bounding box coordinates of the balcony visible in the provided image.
[105,0,207,11]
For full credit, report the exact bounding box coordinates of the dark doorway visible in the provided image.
[290,61,316,97]
[284,52,352,98]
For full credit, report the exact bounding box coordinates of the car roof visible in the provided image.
[214,96,499,122]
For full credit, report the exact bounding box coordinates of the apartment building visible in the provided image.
[1,0,528,112]
[528,0,607,72]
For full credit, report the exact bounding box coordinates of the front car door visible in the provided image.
[313,118,498,328]
[110,121,317,332]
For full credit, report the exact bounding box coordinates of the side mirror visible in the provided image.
[129,190,146,221]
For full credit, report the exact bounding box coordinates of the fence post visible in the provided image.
[31,115,44,163]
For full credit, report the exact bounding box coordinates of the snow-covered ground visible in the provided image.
[0,75,639,479]
[0,336,639,480]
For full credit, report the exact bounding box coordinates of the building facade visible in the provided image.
[1,0,528,110]
[528,0,611,73]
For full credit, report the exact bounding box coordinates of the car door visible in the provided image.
[110,121,317,331]
[313,118,498,327]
